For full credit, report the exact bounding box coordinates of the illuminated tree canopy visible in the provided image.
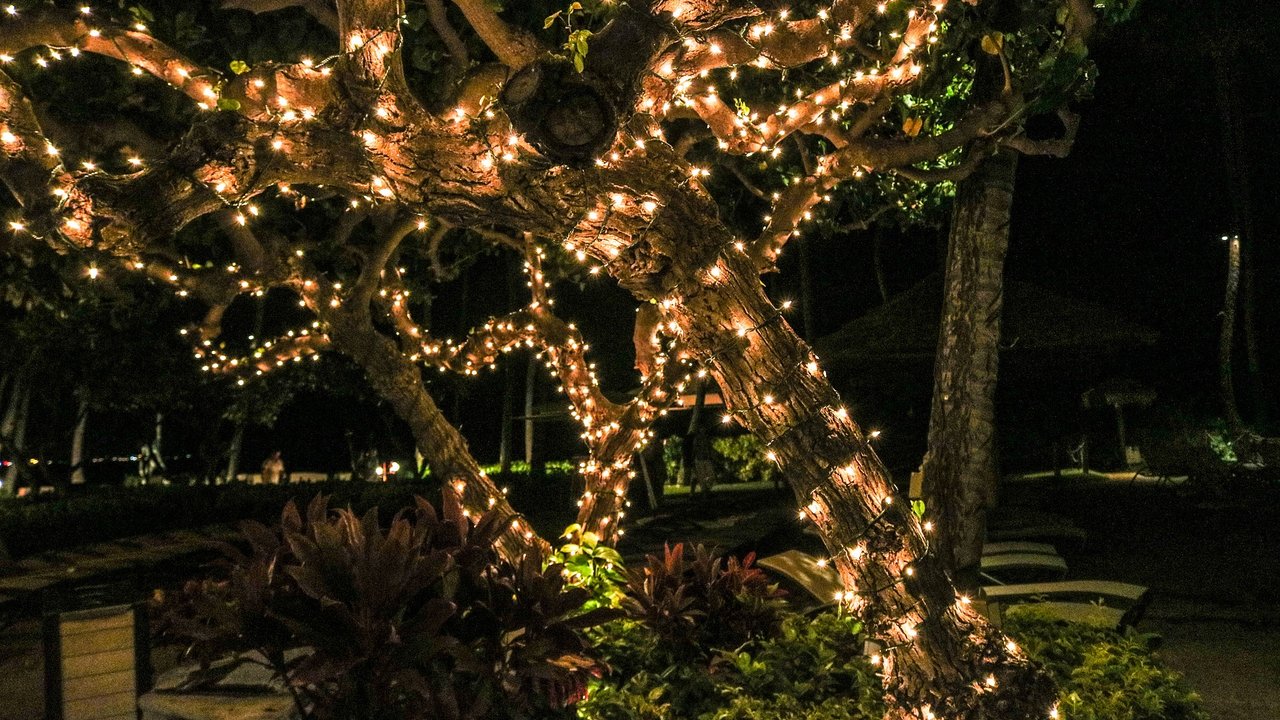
[0,0,1135,716]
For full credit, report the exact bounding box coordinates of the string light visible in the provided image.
[0,2,1068,712]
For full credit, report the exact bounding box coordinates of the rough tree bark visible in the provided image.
[918,149,1017,590]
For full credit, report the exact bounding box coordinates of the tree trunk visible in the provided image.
[0,372,29,496]
[498,361,515,473]
[798,234,816,340]
[499,256,517,473]
[0,372,20,452]
[638,448,660,511]
[574,452,632,543]
[524,352,536,465]
[226,299,265,483]
[873,226,891,304]
[554,145,1054,713]
[1113,404,1128,465]
[324,310,546,559]
[70,393,89,485]
[918,150,1017,590]
[1220,235,1243,431]
[225,423,245,483]
[3,383,31,494]
[656,251,1054,718]
[680,380,707,490]
[0,374,10,419]
[153,412,167,473]
[1211,35,1267,422]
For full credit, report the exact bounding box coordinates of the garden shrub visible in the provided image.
[1004,606,1209,720]
[579,544,878,720]
[578,548,1208,720]
[580,609,881,720]
[710,436,779,485]
[661,436,779,485]
[158,494,617,720]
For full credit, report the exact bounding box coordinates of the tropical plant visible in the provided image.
[553,524,627,611]
[158,494,617,720]
[621,544,786,658]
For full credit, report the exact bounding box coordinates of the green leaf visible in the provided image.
[216,98,242,111]
[228,60,249,75]
[544,11,562,29]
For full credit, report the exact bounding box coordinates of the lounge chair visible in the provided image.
[758,550,1146,630]
[757,549,844,604]
[982,541,1059,556]
[979,553,1068,584]
[982,580,1151,629]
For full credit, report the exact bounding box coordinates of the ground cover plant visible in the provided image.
[566,542,1207,720]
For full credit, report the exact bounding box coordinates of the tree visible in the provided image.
[918,84,1080,586]
[0,0,1132,715]
[919,149,1016,590]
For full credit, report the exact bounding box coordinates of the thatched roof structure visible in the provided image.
[814,275,1159,369]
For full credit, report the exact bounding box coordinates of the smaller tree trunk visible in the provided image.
[498,361,515,473]
[638,444,662,510]
[225,423,245,483]
[920,149,1017,589]
[0,371,21,452]
[325,310,546,559]
[524,353,537,465]
[798,234,816,340]
[152,412,167,474]
[1212,35,1267,423]
[1113,404,1128,465]
[679,380,708,490]
[1220,235,1243,432]
[70,394,89,485]
[873,226,891,304]
[3,384,31,494]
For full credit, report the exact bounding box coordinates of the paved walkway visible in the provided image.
[0,525,239,619]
